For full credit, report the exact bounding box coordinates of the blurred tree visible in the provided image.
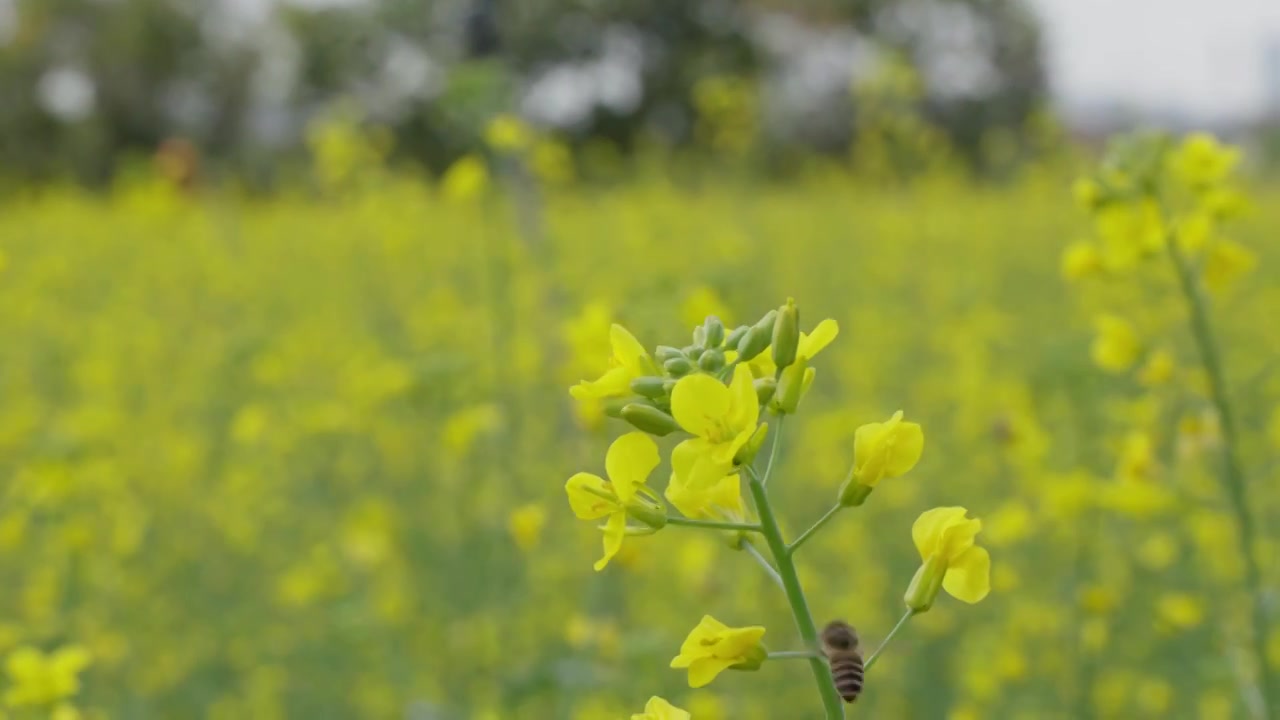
[0,0,1049,184]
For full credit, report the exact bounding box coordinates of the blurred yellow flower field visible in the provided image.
[1,129,1279,719]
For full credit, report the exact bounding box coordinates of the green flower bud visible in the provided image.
[724,325,749,350]
[655,345,685,364]
[754,309,778,337]
[703,316,725,347]
[698,348,725,372]
[771,356,808,414]
[837,478,874,508]
[603,396,645,419]
[734,423,769,466]
[692,325,708,349]
[629,376,667,399]
[729,641,768,672]
[772,298,800,372]
[754,377,777,406]
[904,555,946,614]
[662,378,678,395]
[664,356,694,377]
[736,327,771,362]
[624,493,667,530]
[621,404,681,436]
[683,345,705,362]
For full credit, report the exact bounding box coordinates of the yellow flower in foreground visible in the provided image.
[671,365,759,466]
[570,324,656,401]
[1090,314,1140,373]
[3,645,92,707]
[905,507,990,611]
[632,696,691,720]
[748,318,838,377]
[565,433,664,571]
[665,440,742,520]
[851,410,924,487]
[670,615,766,688]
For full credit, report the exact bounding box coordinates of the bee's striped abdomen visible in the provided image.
[829,652,864,702]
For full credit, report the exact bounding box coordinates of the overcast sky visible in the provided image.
[1029,0,1280,122]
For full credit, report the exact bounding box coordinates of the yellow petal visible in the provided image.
[50,647,91,675]
[569,366,632,400]
[565,473,616,520]
[728,364,759,430]
[5,647,43,679]
[671,374,732,438]
[606,432,659,502]
[911,506,970,560]
[943,545,991,603]
[639,696,691,720]
[687,657,737,688]
[885,419,925,477]
[799,319,839,358]
[594,512,627,571]
[610,324,651,376]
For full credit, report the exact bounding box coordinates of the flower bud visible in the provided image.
[754,309,778,337]
[624,494,668,530]
[771,356,808,414]
[736,327,770,362]
[754,377,777,406]
[655,345,685,364]
[729,642,768,672]
[724,325,749,350]
[904,555,946,614]
[734,423,769,466]
[772,298,800,372]
[621,404,681,436]
[664,356,694,377]
[603,396,644,419]
[662,378,678,395]
[836,477,874,507]
[692,325,708,349]
[630,376,667,399]
[698,348,725,372]
[683,344,705,362]
[703,316,725,347]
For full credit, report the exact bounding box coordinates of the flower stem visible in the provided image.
[865,609,916,671]
[788,504,842,557]
[747,465,846,719]
[1167,239,1276,718]
[761,414,785,486]
[666,517,762,533]
[744,541,786,591]
[769,650,822,660]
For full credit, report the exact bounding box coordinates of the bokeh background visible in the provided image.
[2,1,1280,718]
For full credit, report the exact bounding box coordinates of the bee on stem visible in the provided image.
[820,620,864,703]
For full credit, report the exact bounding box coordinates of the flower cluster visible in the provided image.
[564,301,991,717]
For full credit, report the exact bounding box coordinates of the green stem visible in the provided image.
[761,414,785,486]
[864,609,916,671]
[666,517,762,533]
[1167,239,1275,718]
[769,650,822,660]
[788,504,842,557]
[743,541,786,591]
[747,466,846,719]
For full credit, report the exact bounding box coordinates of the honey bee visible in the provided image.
[820,620,864,703]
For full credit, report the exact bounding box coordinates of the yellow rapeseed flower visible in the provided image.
[440,155,489,202]
[484,114,532,153]
[1168,133,1240,190]
[1090,315,1140,373]
[665,440,743,521]
[3,645,92,707]
[570,324,657,401]
[1061,240,1103,281]
[839,410,924,506]
[1202,238,1256,293]
[631,696,691,720]
[905,507,990,611]
[670,365,759,466]
[669,615,767,688]
[564,433,664,571]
